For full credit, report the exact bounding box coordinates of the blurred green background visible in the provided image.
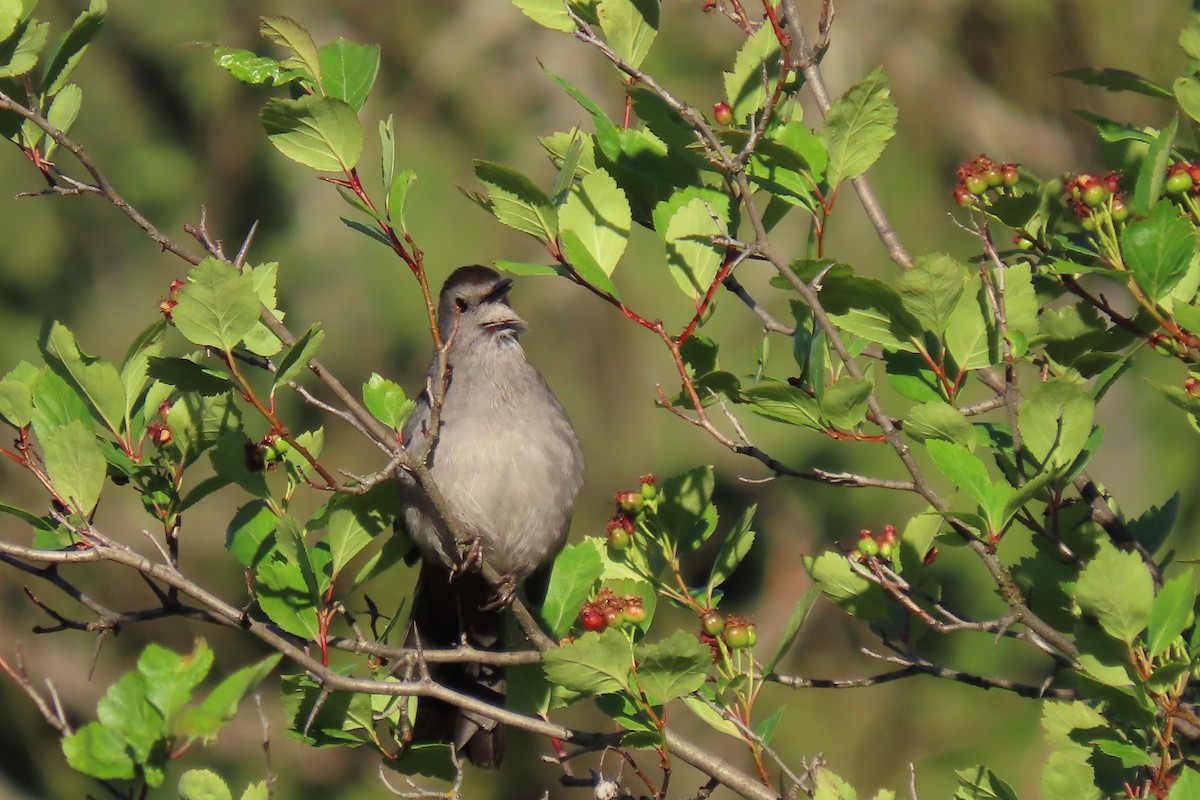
[0,1,1197,797]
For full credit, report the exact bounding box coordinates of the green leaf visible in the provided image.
[663,195,727,298]
[1075,547,1154,644]
[681,694,740,737]
[387,169,416,231]
[323,486,395,576]
[1040,751,1101,800]
[722,25,781,123]
[562,229,621,299]
[178,653,282,744]
[541,541,604,639]
[178,769,232,800]
[904,402,975,450]
[542,628,632,695]
[226,501,279,568]
[0,18,48,79]
[633,631,711,705]
[138,641,213,720]
[0,0,17,42]
[945,285,997,371]
[1057,67,1171,98]
[926,439,992,509]
[62,722,135,781]
[707,505,755,596]
[1177,77,1200,125]
[820,66,897,187]
[262,95,362,172]
[741,382,823,431]
[896,253,967,337]
[40,0,105,95]
[511,0,577,32]
[813,766,858,800]
[318,39,378,111]
[42,419,104,514]
[256,556,321,639]
[820,375,872,430]
[96,672,164,766]
[259,16,321,84]
[597,0,658,69]
[496,260,563,277]
[559,167,631,276]
[1121,201,1197,304]
[172,259,262,353]
[954,765,1019,800]
[658,465,717,551]
[473,160,558,243]
[817,274,921,353]
[212,48,288,86]
[1174,768,1200,798]
[272,323,324,396]
[1018,379,1095,471]
[763,588,819,675]
[121,321,165,423]
[32,367,92,437]
[1132,116,1176,216]
[42,82,81,158]
[361,373,414,431]
[802,551,888,620]
[241,782,268,800]
[40,320,126,438]
[208,431,268,497]
[1146,573,1195,657]
[0,377,33,428]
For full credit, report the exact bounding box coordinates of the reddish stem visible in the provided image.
[677,249,740,345]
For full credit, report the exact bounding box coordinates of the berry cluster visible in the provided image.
[604,474,657,551]
[698,611,756,653]
[159,278,185,320]
[146,400,173,447]
[953,154,1019,207]
[578,588,648,632]
[853,524,898,561]
[1064,171,1127,227]
[1165,161,1200,197]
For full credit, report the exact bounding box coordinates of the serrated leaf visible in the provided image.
[512,0,577,32]
[597,0,658,69]
[741,382,823,430]
[172,259,262,353]
[0,19,47,79]
[541,541,603,639]
[1132,116,1176,216]
[256,556,321,639]
[40,0,105,95]
[664,197,725,297]
[226,501,278,568]
[272,323,323,396]
[178,769,232,800]
[633,631,710,705]
[212,48,288,86]
[945,285,997,371]
[722,25,781,123]
[259,16,321,84]
[896,253,967,337]
[32,367,92,437]
[178,653,281,744]
[814,767,857,800]
[1146,573,1195,657]
[658,465,717,551]
[42,419,104,514]
[262,95,362,172]
[1057,67,1171,98]
[1121,200,1197,304]
[42,82,81,158]
[559,167,630,276]
[707,505,755,598]
[1177,77,1200,126]
[0,377,33,428]
[318,39,378,112]
[904,402,975,449]
[820,376,872,430]
[1040,751,1101,800]
[954,765,1019,800]
[926,439,992,509]
[562,228,621,298]
[802,551,888,620]
[40,320,126,438]
[1018,379,1095,471]
[818,274,921,353]
[820,66,897,187]
[542,628,631,695]
[323,486,395,576]
[0,0,17,42]
[62,722,135,781]
[473,160,558,243]
[1075,547,1154,644]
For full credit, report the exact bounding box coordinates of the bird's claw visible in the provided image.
[481,573,518,611]
[452,536,485,577]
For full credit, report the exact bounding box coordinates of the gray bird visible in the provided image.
[400,265,583,768]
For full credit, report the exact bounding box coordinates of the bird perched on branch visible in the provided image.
[400,265,583,768]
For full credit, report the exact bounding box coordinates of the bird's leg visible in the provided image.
[452,535,486,577]
[481,573,518,611]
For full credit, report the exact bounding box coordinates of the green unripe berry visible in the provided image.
[1080,183,1108,208]
[701,612,725,636]
[608,528,632,551]
[981,167,1002,188]
[723,623,751,649]
[965,175,988,195]
[1166,169,1193,196]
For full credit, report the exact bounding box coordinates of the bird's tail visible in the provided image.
[406,561,506,768]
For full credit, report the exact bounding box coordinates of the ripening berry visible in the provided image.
[1001,164,1020,187]
[147,421,172,446]
[723,623,751,649]
[744,623,758,647]
[953,185,974,207]
[965,175,989,195]
[981,167,1003,188]
[608,527,632,550]
[713,102,733,126]
[1110,196,1129,223]
[639,474,658,501]
[1166,164,1193,196]
[580,608,606,632]
[1185,376,1200,397]
[1102,171,1121,194]
[624,603,647,624]
[615,490,644,514]
[856,536,880,558]
[1080,183,1108,208]
[701,611,725,636]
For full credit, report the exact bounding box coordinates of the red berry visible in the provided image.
[701,612,725,636]
[580,608,605,632]
[1001,164,1020,187]
[953,185,974,207]
[624,604,647,624]
[168,279,185,297]
[1102,171,1121,194]
[1187,377,1200,396]
[713,102,733,126]
[159,298,177,320]
[603,608,623,628]
[147,421,172,446]
[723,623,751,649]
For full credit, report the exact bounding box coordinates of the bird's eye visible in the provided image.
[454,297,468,311]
